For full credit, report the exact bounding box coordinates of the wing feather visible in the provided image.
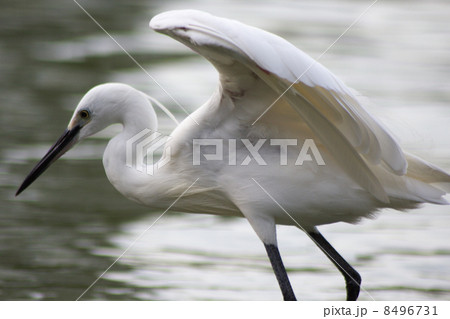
[150,10,417,203]
[256,73,389,202]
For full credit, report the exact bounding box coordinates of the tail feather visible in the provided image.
[405,152,450,194]
[373,152,449,205]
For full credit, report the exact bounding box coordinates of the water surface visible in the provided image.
[1,0,449,300]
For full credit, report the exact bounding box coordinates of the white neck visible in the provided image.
[101,96,169,206]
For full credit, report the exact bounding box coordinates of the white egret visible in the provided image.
[17,10,450,301]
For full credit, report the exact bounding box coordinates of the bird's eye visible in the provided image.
[79,110,90,119]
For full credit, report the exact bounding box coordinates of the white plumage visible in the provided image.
[147,10,449,216]
[17,9,450,301]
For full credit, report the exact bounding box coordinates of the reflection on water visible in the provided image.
[104,206,450,301]
[1,0,449,300]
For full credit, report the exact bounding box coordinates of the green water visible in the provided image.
[1,0,449,300]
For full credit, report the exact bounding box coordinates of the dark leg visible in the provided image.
[264,243,297,301]
[308,229,361,301]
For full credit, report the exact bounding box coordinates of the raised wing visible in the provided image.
[150,10,410,203]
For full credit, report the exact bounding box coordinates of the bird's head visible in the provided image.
[16,83,156,196]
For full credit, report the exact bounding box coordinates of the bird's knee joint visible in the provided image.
[346,272,361,288]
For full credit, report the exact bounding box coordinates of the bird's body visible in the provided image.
[17,10,450,301]
[105,84,403,228]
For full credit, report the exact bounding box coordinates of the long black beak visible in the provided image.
[16,125,81,196]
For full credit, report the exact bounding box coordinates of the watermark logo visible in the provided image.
[193,138,325,166]
[126,129,170,175]
[126,131,325,175]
